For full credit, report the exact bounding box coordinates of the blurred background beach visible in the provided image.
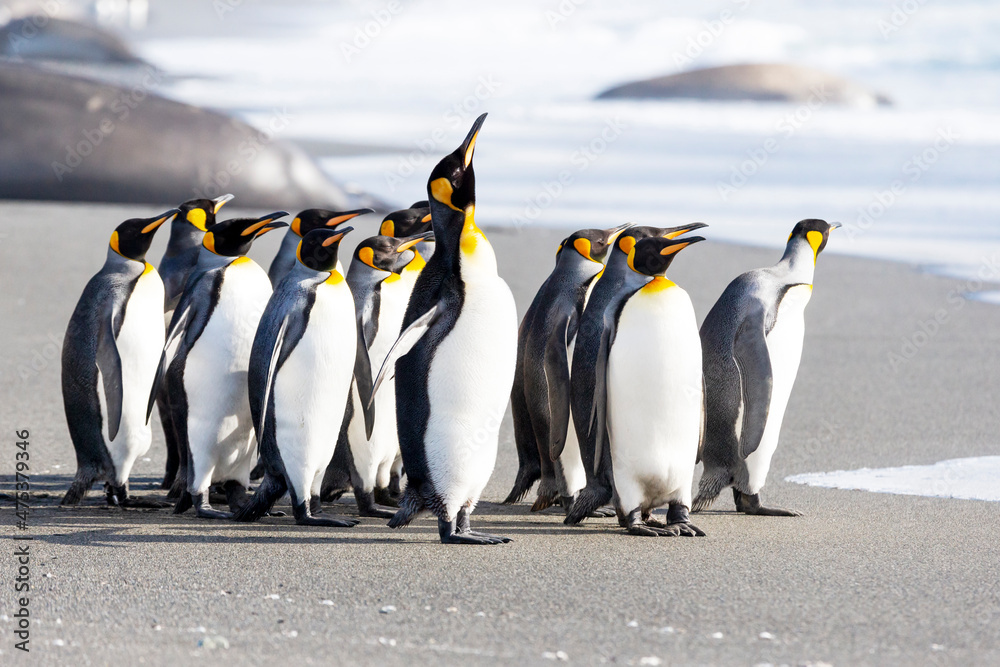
[2,0,998,286]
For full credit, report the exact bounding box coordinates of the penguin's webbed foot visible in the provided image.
[664,503,706,536]
[373,486,399,508]
[354,489,397,518]
[440,515,511,545]
[293,501,358,527]
[194,493,233,520]
[590,505,617,518]
[734,490,803,517]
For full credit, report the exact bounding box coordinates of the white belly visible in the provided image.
[607,284,702,512]
[184,259,272,491]
[273,281,356,500]
[101,268,165,484]
[745,284,811,492]
[349,279,411,490]
[424,275,518,518]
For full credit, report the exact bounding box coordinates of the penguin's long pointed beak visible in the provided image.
[395,231,434,253]
[142,208,180,234]
[663,222,708,240]
[322,226,354,246]
[661,236,706,255]
[829,222,842,230]
[241,211,289,237]
[326,208,375,228]
[212,194,234,215]
[605,222,633,243]
[461,112,487,168]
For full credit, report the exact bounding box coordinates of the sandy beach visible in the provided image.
[2,200,999,665]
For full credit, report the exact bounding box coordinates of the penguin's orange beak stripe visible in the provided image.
[326,212,363,226]
[322,231,347,247]
[664,226,699,240]
[660,242,690,256]
[242,219,272,236]
[395,237,423,253]
[141,216,169,234]
[421,213,432,223]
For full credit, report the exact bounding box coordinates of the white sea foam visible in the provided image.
[786,457,1000,502]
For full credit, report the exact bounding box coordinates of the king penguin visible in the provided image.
[504,224,630,512]
[267,207,373,285]
[693,219,840,516]
[234,227,361,527]
[321,232,435,517]
[564,222,707,525]
[61,209,178,507]
[372,113,518,545]
[603,235,707,536]
[156,193,233,492]
[380,201,434,257]
[148,212,288,518]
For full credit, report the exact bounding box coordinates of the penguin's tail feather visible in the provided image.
[692,469,729,512]
[502,461,541,505]
[387,487,424,529]
[564,484,612,525]
[232,474,286,523]
[172,491,193,515]
[60,468,98,506]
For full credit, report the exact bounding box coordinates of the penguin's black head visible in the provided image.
[355,232,435,274]
[177,194,233,231]
[788,218,840,261]
[559,223,634,263]
[204,212,288,257]
[111,208,179,261]
[291,208,373,238]
[628,236,705,277]
[427,113,486,218]
[614,222,708,258]
[297,227,354,273]
[379,204,432,238]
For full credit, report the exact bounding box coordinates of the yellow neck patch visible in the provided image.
[109,231,121,256]
[186,208,207,231]
[203,231,217,254]
[405,250,426,274]
[806,230,824,263]
[141,261,155,276]
[618,235,637,255]
[642,276,675,293]
[430,178,462,212]
[325,270,345,285]
[460,206,487,255]
[358,246,378,270]
[230,256,252,266]
[291,218,302,236]
[573,237,594,261]
[380,220,394,236]
[384,273,401,283]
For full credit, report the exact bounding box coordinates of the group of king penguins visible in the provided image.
[60,113,840,544]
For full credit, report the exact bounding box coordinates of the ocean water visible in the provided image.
[127,0,999,292]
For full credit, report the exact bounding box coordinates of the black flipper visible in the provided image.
[733,303,773,458]
[232,473,288,522]
[353,327,376,440]
[96,303,124,441]
[545,312,576,461]
[370,302,442,407]
[588,307,618,475]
